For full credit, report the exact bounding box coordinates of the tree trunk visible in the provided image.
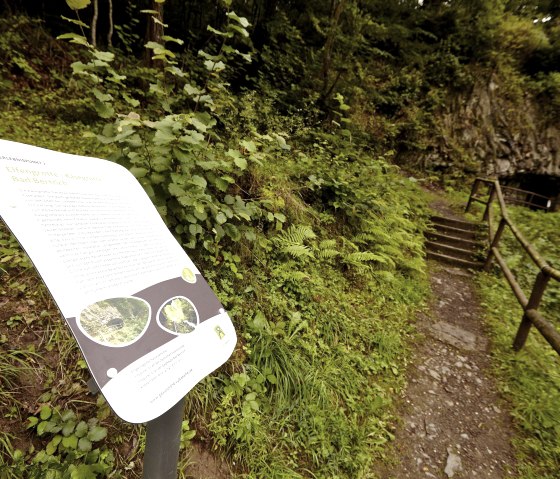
[107,0,113,47]
[144,0,164,66]
[91,0,98,47]
[320,0,347,100]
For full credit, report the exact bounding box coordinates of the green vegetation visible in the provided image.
[1,0,559,477]
[478,206,560,479]
[79,298,151,346]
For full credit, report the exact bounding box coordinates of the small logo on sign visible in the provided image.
[214,326,225,339]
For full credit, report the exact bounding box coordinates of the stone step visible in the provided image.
[431,223,483,240]
[425,240,482,262]
[430,215,483,232]
[426,250,483,270]
[425,231,483,251]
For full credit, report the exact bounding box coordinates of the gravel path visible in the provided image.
[373,196,518,479]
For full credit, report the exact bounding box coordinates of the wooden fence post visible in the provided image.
[513,271,550,351]
[482,184,496,222]
[484,218,506,272]
[465,179,480,213]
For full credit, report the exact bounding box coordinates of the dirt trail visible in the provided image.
[374,197,517,478]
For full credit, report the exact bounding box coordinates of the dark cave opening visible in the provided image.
[500,174,560,212]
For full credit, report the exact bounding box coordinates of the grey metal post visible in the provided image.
[142,399,184,479]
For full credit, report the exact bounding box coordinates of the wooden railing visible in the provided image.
[466,178,560,355]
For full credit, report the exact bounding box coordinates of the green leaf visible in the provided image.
[191,175,207,189]
[60,15,89,28]
[62,434,78,450]
[69,464,96,479]
[228,24,249,38]
[240,140,256,153]
[204,60,226,72]
[161,35,184,45]
[93,51,114,62]
[94,99,114,119]
[130,167,149,179]
[78,437,92,452]
[226,11,250,28]
[27,416,39,429]
[74,421,88,438]
[62,420,76,437]
[92,88,112,103]
[40,405,52,420]
[57,33,90,47]
[37,421,58,436]
[66,0,91,10]
[234,157,247,170]
[87,425,107,442]
[224,223,241,242]
[207,25,230,37]
[216,212,227,225]
[46,435,62,455]
[184,83,203,96]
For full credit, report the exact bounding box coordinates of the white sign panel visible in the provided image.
[0,140,237,423]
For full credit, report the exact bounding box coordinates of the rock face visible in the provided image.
[422,76,560,179]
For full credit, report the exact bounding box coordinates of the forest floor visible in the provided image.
[373,194,518,479]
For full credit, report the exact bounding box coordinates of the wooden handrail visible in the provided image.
[466,177,560,355]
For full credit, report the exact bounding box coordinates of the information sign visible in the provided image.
[0,140,237,423]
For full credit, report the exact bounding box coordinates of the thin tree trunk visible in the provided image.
[107,0,113,47]
[91,0,98,47]
[321,0,347,99]
[144,1,164,66]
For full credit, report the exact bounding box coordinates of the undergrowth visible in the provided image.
[0,6,431,479]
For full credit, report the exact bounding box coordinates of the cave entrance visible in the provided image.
[500,173,560,212]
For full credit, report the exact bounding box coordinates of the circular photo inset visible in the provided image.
[181,267,197,283]
[157,296,199,335]
[78,297,151,347]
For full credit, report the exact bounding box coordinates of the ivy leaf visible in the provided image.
[66,0,91,10]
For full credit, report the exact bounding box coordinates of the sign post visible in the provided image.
[143,399,184,479]
[0,140,237,475]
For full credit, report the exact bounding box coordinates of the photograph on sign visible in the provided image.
[0,139,237,424]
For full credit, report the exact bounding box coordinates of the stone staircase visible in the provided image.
[425,215,486,269]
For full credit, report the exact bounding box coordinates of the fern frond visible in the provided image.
[317,249,340,260]
[283,244,315,259]
[318,239,337,249]
[273,225,317,260]
[278,225,316,244]
[345,251,387,264]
